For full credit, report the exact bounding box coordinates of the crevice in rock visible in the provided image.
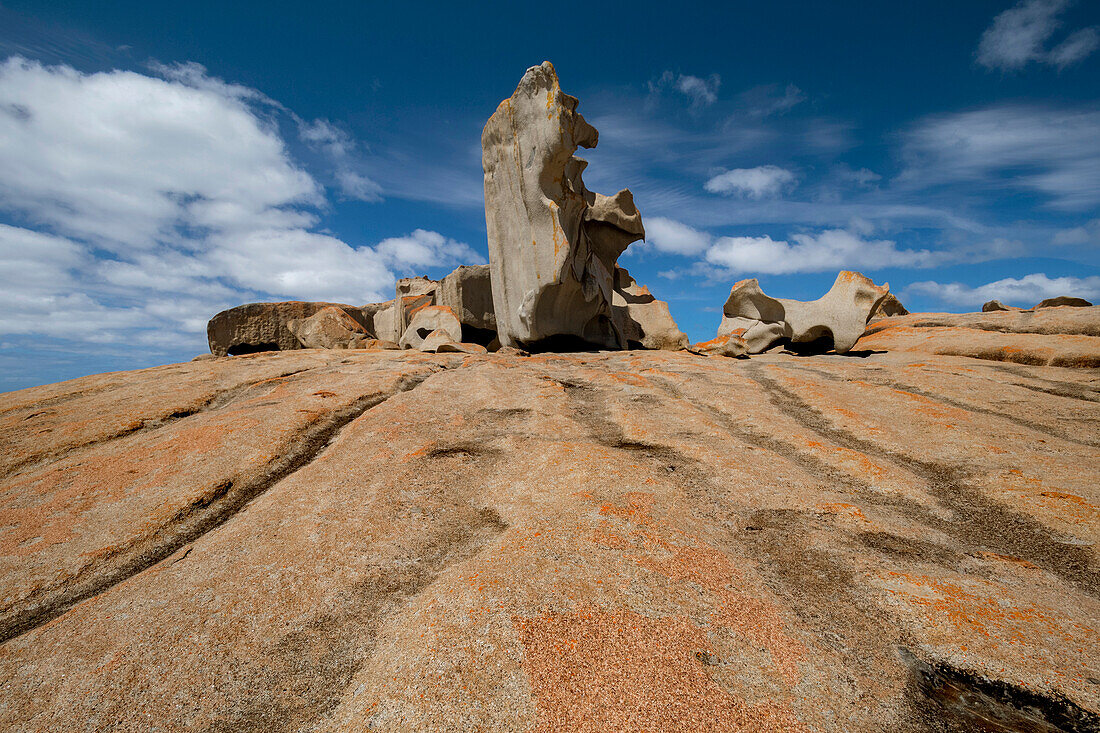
[899,647,1100,733]
[0,366,451,646]
[0,366,318,481]
[743,365,1099,597]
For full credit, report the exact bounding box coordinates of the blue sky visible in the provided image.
[1,0,1098,390]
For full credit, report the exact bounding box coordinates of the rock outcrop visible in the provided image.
[482,61,645,350]
[612,267,689,351]
[856,305,1100,367]
[1037,296,1093,308]
[982,299,1015,312]
[719,271,890,355]
[207,301,371,356]
[2,346,1098,731]
[399,305,463,351]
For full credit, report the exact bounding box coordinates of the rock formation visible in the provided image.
[612,267,689,351]
[482,61,646,350]
[399,305,463,350]
[3,344,1099,730]
[438,264,497,344]
[717,271,890,355]
[207,301,372,356]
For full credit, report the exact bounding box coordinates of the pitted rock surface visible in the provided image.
[0,347,1098,732]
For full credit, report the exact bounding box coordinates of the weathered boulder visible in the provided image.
[439,264,497,343]
[982,299,1016,312]
[287,306,370,349]
[358,300,394,338]
[207,301,369,356]
[418,329,455,353]
[1036,296,1092,308]
[720,271,890,354]
[399,305,463,350]
[482,61,644,350]
[612,267,688,351]
[869,293,909,318]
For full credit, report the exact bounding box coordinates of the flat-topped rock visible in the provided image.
[1,345,1097,731]
[207,301,371,356]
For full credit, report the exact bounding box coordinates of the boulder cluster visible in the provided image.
[207,62,898,359]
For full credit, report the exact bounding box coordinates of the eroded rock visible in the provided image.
[482,61,644,350]
[870,293,909,318]
[720,271,890,354]
[982,299,1016,313]
[612,267,688,351]
[692,333,749,358]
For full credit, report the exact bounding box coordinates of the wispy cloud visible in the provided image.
[976,0,1099,70]
[906,273,1100,307]
[738,83,806,118]
[648,71,721,110]
[899,104,1100,209]
[298,117,383,202]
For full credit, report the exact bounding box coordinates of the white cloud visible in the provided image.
[643,217,712,255]
[0,57,477,348]
[900,104,1100,209]
[374,228,485,270]
[649,71,720,110]
[703,229,939,274]
[907,273,1100,308]
[1052,219,1099,245]
[976,0,1098,70]
[704,165,797,199]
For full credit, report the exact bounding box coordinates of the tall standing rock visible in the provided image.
[482,61,645,350]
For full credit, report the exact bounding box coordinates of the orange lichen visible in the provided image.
[513,607,806,732]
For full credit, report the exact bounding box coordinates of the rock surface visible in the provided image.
[612,266,689,351]
[2,344,1098,731]
[482,61,644,350]
[857,306,1100,367]
[207,302,370,356]
[722,271,890,354]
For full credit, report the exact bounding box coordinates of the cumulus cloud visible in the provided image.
[649,71,721,110]
[374,229,485,269]
[900,104,1100,209]
[0,57,473,347]
[703,229,939,275]
[976,0,1099,70]
[704,165,797,199]
[906,273,1100,307]
[643,217,712,255]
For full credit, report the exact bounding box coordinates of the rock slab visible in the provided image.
[1,342,1098,731]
